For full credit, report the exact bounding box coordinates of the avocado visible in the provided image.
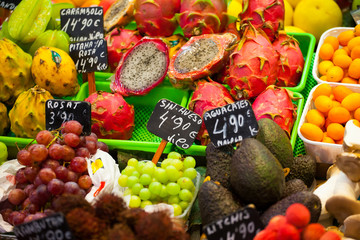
[205,142,235,189]
[198,180,242,226]
[256,118,294,168]
[260,191,321,226]
[282,179,307,198]
[230,138,285,210]
[286,155,316,188]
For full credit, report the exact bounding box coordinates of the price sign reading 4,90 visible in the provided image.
[147,99,202,149]
[45,99,91,135]
[69,39,108,73]
[203,207,264,240]
[204,100,259,147]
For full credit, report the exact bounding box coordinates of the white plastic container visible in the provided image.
[298,83,360,164]
[312,27,359,87]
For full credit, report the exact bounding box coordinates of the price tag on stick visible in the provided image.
[13,213,74,240]
[147,99,202,163]
[45,99,91,135]
[203,206,264,240]
[0,0,21,10]
[204,100,259,148]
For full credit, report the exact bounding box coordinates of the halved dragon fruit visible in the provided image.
[110,37,169,96]
[134,0,181,37]
[85,91,135,139]
[105,28,143,72]
[168,33,237,89]
[252,85,297,137]
[272,32,304,87]
[188,79,234,145]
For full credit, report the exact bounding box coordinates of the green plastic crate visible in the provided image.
[178,90,305,157]
[72,81,190,153]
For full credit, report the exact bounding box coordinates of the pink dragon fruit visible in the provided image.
[188,79,234,145]
[110,37,169,96]
[272,32,304,87]
[178,0,228,38]
[252,85,297,137]
[168,33,237,89]
[85,91,135,139]
[134,0,181,37]
[239,0,285,42]
[224,23,279,100]
[105,28,143,72]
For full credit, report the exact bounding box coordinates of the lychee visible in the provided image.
[285,203,310,228]
[301,223,326,240]
[277,223,300,240]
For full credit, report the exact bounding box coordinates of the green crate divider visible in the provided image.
[177,89,305,157]
[72,81,190,153]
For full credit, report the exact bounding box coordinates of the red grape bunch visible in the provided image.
[0,120,109,226]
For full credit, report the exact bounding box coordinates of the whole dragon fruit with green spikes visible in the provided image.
[188,79,234,145]
[239,0,285,42]
[134,0,181,37]
[224,23,279,100]
[252,85,297,137]
[178,0,228,38]
[272,32,304,87]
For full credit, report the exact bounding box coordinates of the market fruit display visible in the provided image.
[28,29,71,56]
[85,91,135,139]
[0,38,34,105]
[110,37,169,96]
[8,86,53,138]
[103,0,136,32]
[1,120,109,227]
[31,46,80,97]
[134,0,180,37]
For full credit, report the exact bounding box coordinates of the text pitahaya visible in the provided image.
[85,91,135,139]
[178,0,228,38]
[134,0,181,37]
[273,32,304,87]
[110,37,169,96]
[224,23,279,100]
[106,28,142,72]
[239,0,285,42]
[188,79,234,145]
[168,33,237,89]
[252,85,297,137]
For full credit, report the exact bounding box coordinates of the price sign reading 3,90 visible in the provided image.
[147,99,202,149]
[204,100,259,147]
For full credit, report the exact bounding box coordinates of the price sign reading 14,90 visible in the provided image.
[203,100,259,147]
[147,99,202,149]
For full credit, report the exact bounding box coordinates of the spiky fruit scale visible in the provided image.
[224,24,279,100]
[9,86,54,138]
[239,0,285,42]
[168,33,237,89]
[105,28,142,72]
[252,85,297,137]
[188,79,234,145]
[178,0,228,38]
[134,0,181,37]
[111,37,169,96]
[85,91,135,139]
[0,102,10,136]
[0,38,34,105]
[273,32,304,87]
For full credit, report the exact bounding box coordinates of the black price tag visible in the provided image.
[69,38,108,73]
[204,100,259,147]
[0,0,21,10]
[203,207,264,240]
[60,7,104,42]
[45,99,91,135]
[13,213,74,240]
[147,99,202,149]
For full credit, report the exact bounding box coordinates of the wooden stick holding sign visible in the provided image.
[147,99,202,164]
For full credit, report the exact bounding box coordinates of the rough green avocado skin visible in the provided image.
[282,179,307,198]
[260,191,321,226]
[198,180,242,226]
[286,155,316,188]
[205,142,235,189]
[256,118,294,168]
[230,138,285,210]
